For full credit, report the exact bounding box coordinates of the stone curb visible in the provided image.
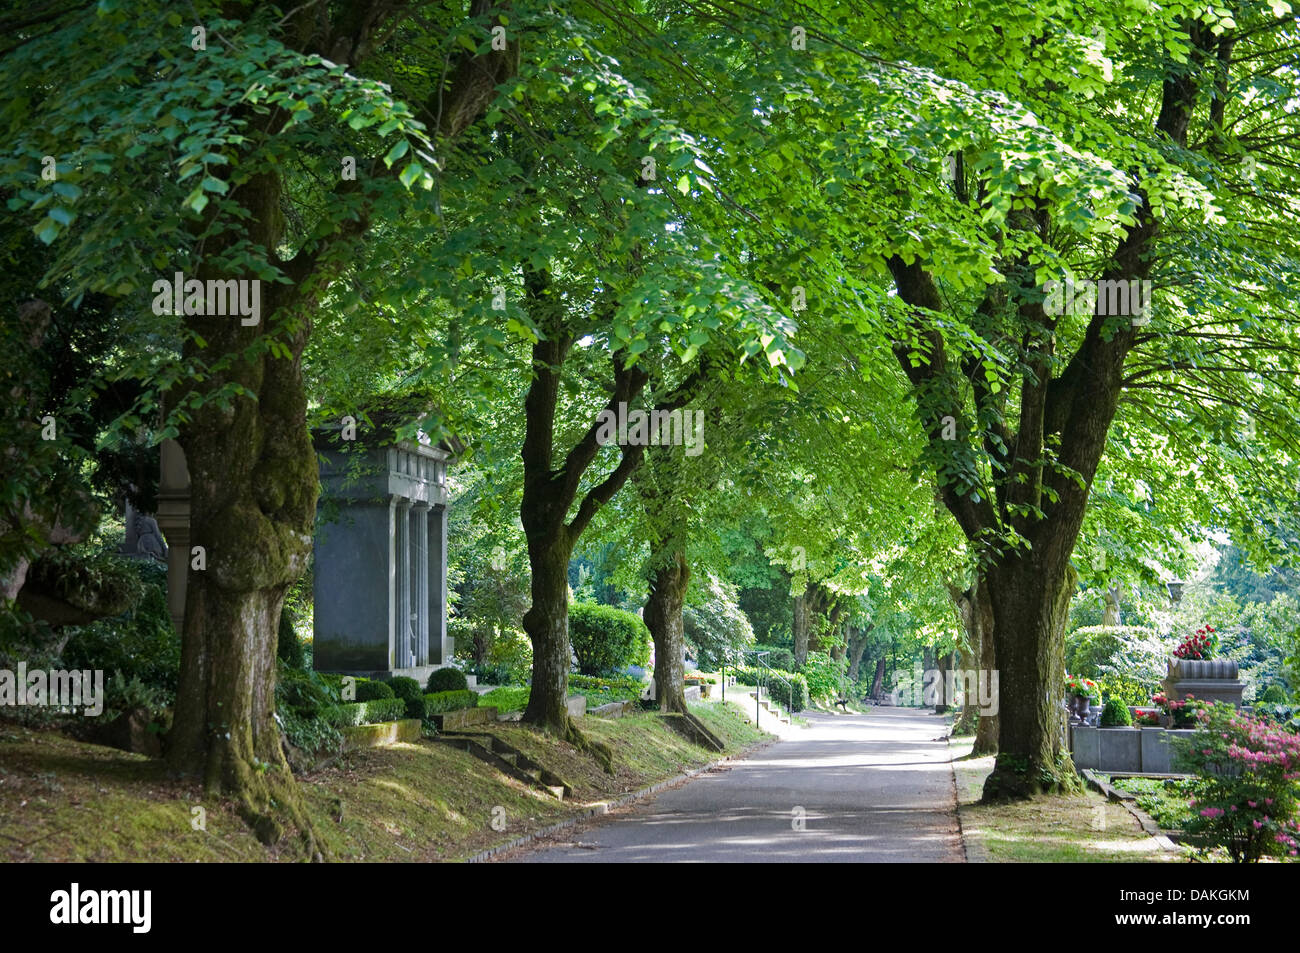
[463,739,774,863]
[945,727,991,863]
[1081,768,1181,853]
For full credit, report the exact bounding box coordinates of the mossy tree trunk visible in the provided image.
[949,577,997,753]
[518,268,649,745]
[164,4,514,852]
[644,540,689,714]
[885,26,1204,799]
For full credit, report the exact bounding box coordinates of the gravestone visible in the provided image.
[312,424,453,684]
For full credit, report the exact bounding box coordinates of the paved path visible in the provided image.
[509,706,964,863]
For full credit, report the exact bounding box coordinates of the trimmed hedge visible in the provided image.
[321,697,408,727]
[750,644,796,673]
[568,602,651,675]
[568,673,644,696]
[389,676,426,719]
[424,689,479,714]
[1101,696,1133,727]
[426,667,468,693]
[733,665,809,712]
[354,678,395,701]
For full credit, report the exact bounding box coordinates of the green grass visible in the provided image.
[479,686,530,713]
[1107,776,1195,832]
[950,737,1178,863]
[1,702,771,862]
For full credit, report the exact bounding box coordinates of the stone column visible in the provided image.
[395,497,413,669]
[428,503,448,664]
[412,501,431,667]
[155,439,191,634]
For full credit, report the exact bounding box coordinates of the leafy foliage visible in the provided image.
[426,668,469,694]
[568,603,651,676]
[1174,702,1300,863]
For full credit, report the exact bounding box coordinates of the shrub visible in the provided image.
[321,697,408,727]
[61,559,179,701]
[389,676,426,719]
[751,644,796,673]
[1096,672,1150,708]
[1100,697,1132,727]
[276,664,341,716]
[733,665,809,712]
[568,602,651,676]
[682,574,755,670]
[424,689,479,714]
[1173,701,1300,862]
[275,603,306,669]
[479,686,530,713]
[354,678,395,701]
[1260,684,1288,705]
[800,651,845,701]
[426,667,468,693]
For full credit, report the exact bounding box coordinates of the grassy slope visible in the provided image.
[0,698,767,863]
[949,737,1178,863]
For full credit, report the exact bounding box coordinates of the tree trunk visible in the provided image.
[846,625,872,681]
[516,268,649,755]
[950,577,998,753]
[981,558,1079,799]
[870,657,886,701]
[792,586,811,665]
[644,543,689,713]
[934,651,954,713]
[792,582,829,665]
[166,170,321,853]
[520,533,574,732]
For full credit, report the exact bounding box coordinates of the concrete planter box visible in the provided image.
[1161,658,1244,709]
[340,718,424,751]
[1071,725,1195,773]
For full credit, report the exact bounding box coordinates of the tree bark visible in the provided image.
[949,577,998,753]
[644,541,690,713]
[517,269,649,749]
[934,651,955,713]
[846,625,872,681]
[164,3,515,851]
[792,582,830,665]
[870,657,886,701]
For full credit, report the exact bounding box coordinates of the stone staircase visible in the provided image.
[659,710,726,752]
[438,732,573,800]
[755,691,791,726]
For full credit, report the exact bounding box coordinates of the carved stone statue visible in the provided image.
[130,512,168,561]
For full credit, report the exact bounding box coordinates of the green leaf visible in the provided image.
[383,138,410,167]
[399,161,423,189]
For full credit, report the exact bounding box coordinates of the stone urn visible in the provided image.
[1068,694,1092,721]
[1161,658,1245,710]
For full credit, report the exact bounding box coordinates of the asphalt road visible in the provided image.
[509,705,965,863]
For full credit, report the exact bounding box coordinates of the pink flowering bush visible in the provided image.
[1175,701,1300,863]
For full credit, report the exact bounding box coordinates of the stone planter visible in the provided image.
[1161,658,1244,709]
[1072,725,1196,773]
